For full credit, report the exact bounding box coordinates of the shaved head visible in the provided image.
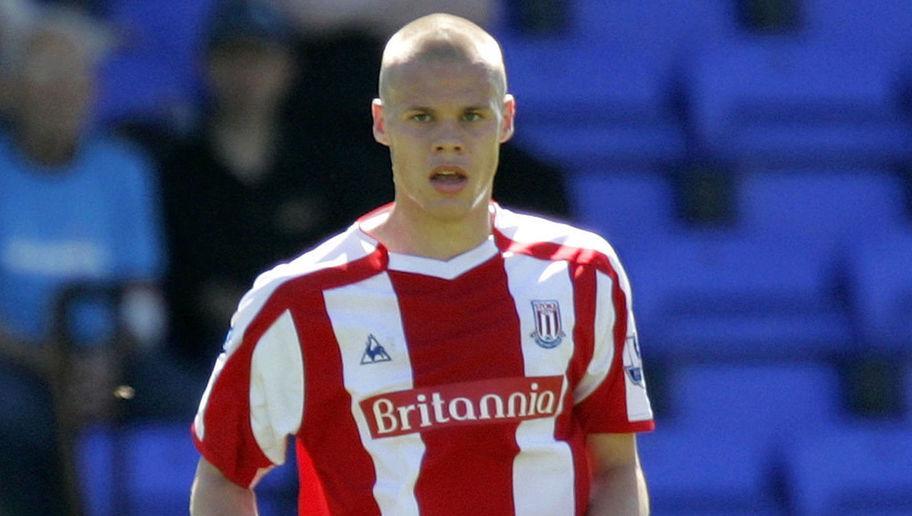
[378,13,506,103]
[368,13,517,254]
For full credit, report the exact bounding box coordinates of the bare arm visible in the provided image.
[190,457,258,516]
[587,433,650,516]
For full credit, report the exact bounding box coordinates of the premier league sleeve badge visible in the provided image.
[624,334,645,387]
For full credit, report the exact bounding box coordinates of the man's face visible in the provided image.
[207,40,294,113]
[15,31,94,138]
[372,59,515,222]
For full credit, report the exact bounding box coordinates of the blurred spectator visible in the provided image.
[0,5,171,513]
[0,0,34,123]
[161,0,569,373]
[161,0,366,371]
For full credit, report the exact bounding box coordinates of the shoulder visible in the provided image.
[258,226,380,290]
[81,135,157,187]
[83,135,152,168]
[227,226,382,343]
[494,206,624,271]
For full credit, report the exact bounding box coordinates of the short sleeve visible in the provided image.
[573,262,654,434]
[191,280,305,488]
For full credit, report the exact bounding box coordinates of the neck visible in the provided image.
[211,114,277,182]
[215,105,274,131]
[16,126,79,168]
[371,201,493,260]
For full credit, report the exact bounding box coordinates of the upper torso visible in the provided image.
[192,205,654,515]
[0,134,163,342]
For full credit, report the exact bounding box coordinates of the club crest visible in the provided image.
[530,300,565,348]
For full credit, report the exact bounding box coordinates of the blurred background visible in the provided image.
[0,0,910,514]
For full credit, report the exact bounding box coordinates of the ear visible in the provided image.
[372,98,390,146]
[499,94,516,143]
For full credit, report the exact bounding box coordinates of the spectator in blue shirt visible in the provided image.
[0,5,169,513]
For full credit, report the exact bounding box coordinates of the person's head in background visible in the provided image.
[5,4,109,167]
[205,0,296,123]
[274,0,495,40]
[0,0,35,124]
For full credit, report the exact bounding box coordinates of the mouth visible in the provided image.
[429,165,469,193]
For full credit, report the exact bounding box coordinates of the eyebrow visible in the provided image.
[404,105,492,112]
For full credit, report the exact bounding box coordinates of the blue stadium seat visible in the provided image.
[568,170,677,258]
[78,423,197,515]
[502,37,686,169]
[78,425,118,516]
[803,0,912,63]
[571,0,735,49]
[737,169,907,255]
[784,422,912,515]
[640,363,842,514]
[500,1,735,168]
[687,40,912,167]
[78,422,299,515]
[119,423,200,515]
[666,363,842,431]
[96,0,214,127]
[849,227,912,351]
[640,426,782,515]
[631,232,851,359]
[627,169,906,359]
[502,38,668,121]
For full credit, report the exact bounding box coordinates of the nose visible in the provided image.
[433,123,464,154]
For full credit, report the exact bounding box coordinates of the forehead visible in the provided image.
[28,30,76,55]
[209,38,289,59]
[23,30,90,66]
[385,59,501,109]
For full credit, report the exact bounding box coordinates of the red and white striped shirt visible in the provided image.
[192,204,654,515]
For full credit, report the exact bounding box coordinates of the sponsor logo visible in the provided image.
[530,300,565,348]
[360,334,391,364]
[624,334,644,387]
[360,376,564,438]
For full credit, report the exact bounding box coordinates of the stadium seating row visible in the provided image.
[75,3,912,515]
[76,359,912,515]
[95,0,912,173]
[569,168,912,358]
[499,0,912,170]
[78,423,298,516]
[641,362,912,515]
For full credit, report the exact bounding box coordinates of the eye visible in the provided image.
[462,111,483,121]
[410,113,432,122]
